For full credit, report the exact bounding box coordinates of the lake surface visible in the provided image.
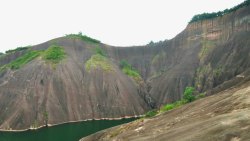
[0,118,137,141]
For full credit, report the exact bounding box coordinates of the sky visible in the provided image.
[0,0,245,53]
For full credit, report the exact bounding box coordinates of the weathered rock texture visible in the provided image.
[81,76,250,141]
[0,4,250,130]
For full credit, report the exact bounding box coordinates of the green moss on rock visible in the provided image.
[85,54,113,72]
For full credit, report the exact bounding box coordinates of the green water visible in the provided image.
[0,118,137,141]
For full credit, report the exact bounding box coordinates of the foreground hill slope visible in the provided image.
[81,78,250,141]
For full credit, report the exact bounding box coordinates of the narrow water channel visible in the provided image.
[0,118,137,141]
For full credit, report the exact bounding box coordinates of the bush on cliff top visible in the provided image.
[65,32,101,44]
[190,0,250,23]
[5,46,31,54]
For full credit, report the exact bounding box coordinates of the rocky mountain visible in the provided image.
[81,2,250,141]
[0,1,250,130]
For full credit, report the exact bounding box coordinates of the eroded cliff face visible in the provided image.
[0,5,249,130]
[109,5,250,106]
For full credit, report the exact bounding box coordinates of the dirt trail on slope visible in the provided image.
[81,81,250,141]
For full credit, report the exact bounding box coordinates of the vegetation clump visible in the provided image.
[85,45,113,72]
[0,45,66,71]
[94,46,106,57]
[85,54,113,72]
[190,0,250,23]
[144,86,205,118]
[159,100,186,113]
[120,60,141,79]
[43,45,66,64]
[5,46,31,54]
[1,50,42,70]
[65,32,101,44]
[183,87,196,103]
[213,66,223,77]
[145,110,158,118]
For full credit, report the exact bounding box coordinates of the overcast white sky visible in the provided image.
[0,0,244,53]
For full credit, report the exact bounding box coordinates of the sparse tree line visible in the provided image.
[65,32,101,44]
[190,0,250,23]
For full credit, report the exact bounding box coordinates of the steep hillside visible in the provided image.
[81,77,250,141]
[0,40,151,130]
[108,3,250,106]
[0,2,250,130]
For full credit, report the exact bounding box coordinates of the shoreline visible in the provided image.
[0,115,143,132]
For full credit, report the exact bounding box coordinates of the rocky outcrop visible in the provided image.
[81,76,250,141]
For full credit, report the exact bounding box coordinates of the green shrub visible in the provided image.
[119,59,131,68]
[43,45,66,64]
[144,87,200,119]
[196,93,205,99]
[65,32,101,44]
[119,60,141,78]
[160,100,187,113]
[145,110,158,118]
[183,87,196,103]
[122,67,140,78]
[95,46,106,57]
[161,104,174,111]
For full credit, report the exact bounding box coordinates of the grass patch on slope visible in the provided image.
[85,45,113,72]
[0,45,66,71]
[85,54,113,72]
[119,60,141,81]
[65,32,101,44]
[0,50,42,71]
[42,45,66,64]
[144,87,206,118]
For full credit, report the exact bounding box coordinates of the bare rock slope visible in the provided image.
[81,78,250,141]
